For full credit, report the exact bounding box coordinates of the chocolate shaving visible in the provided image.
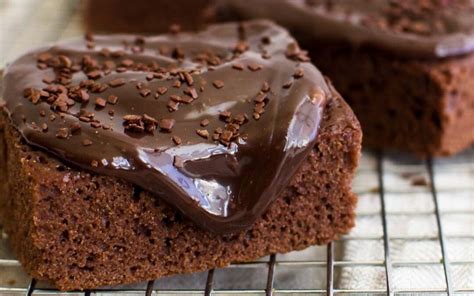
[173,80,182,88]
[170,95,192,104]
[232,63,245,70]
[142,114,159,132]
[109,78,126,87]
[283,80,293,89]
[107,94,119,104]
[121,59,134,67]
[140,88,151,97]
[159,118,175,132]
[261,81,270,92]
[293,68,304,79]
[200,119,210,127]
[285,42,310,62]
[56,127,69,139]
[234,41,249,53]
[183,72,194,86]
[167,100,179,112]
[90,122,102,129]
[248,63,262,71]
[219,111,232,122]
[172,136,182,145]
[70,123,82,134]
[58,55,72,68]
[37,52,52,63]
[254,93,267,103]
[123,114,145,133]
[95,97,107,108]
[157,87,168,95]
[233,114,247,124]
[220,130,233,142]
[183,87,198,99]
[213,80,225,89]
[87,70,102,79]
[79,90,90,102]
[196,129,209,139]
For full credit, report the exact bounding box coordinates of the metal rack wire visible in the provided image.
[0,0,473,295]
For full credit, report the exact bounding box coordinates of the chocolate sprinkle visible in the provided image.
[109,78,126,87]
[293,68,304,79]
[283,80,293,89]
[107,95,119,104]
[212,80,225,89]
[196,129,209,139]
[172,136,182,145]
[157,86,168,95]
[159,118,175,132]
[140,88,151,97]
[248,63,262,71]
[232,63,245,70]
[95,97,107,108]
[70,123,82,134]
[56,128,69,139]
[200,119,210,127]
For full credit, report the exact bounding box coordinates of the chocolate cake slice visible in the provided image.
[224,0,474,156]
[0,20,361,290]
[83,0,217,34]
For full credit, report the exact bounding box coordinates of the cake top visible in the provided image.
[0,20,330,234]
[225,0,474,58]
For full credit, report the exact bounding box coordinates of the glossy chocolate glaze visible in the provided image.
[223,0,474,58]
[1,20,329,234]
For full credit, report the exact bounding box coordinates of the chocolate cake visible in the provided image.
[224,0,474,156]
[0,20,361,290]
[82,0,217,34]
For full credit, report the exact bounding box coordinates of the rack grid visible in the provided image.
[0,0,473,295]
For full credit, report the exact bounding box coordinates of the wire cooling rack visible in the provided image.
[0,0,473,295]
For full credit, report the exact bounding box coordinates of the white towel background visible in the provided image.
[0,1,472,294]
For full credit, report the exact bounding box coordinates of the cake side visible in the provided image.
[0,87,361,290]
[0,115,9,224]
[306,42,474,156]
[429,55,474,155]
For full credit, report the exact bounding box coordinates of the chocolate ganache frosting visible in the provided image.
[0,20,329,234]
[223,0,474,58]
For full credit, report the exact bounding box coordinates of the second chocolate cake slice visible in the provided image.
[0,20,361,290]
[224,0,474,156]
